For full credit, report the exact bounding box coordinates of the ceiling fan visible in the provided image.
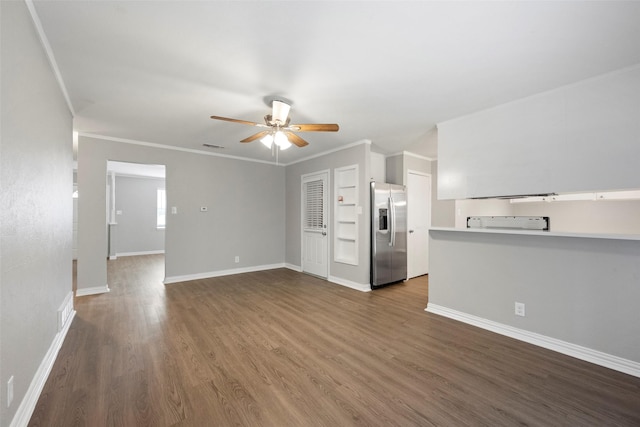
[210,100,339,150]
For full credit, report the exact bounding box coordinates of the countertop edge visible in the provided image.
[429,227,640,241]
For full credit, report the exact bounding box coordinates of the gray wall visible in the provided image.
[385,153,455,230]
[370,152,385,182]
[285,143,371,285]
[430,161,456,228]
[0,2,73,424]
[511,199,640,234]
[386,152,432,185]
[453,198,513,228]
[429,229,640,365]
[114,175,165,255]
[385,154,403,185]
[77,136,285,291]
[404,153,431,178]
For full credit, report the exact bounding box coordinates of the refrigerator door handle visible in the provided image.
[392,197,397,247]
[389,197,395,246]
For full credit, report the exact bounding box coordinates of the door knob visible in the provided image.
[409,230,415,233]
[322,232,327,236]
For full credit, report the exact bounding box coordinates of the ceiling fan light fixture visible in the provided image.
[274,131,291,150]
[271,100,290,125]
[260,133,274,148]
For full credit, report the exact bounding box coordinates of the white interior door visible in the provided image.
[302,172,328,278]
[407,171,431,278]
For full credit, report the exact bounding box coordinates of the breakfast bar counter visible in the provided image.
[427,227,640,377]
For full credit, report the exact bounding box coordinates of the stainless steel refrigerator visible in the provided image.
[371,182,407,289]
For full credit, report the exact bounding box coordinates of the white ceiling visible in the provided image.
[33,1,640,164]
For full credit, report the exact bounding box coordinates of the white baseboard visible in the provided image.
[164,263,286,284]
[285,264,370,292]
[115,250,164,258]
[426,303,640,379]
[285,263,302,272]
[164,263,371,293]
[75,284,110,297]
[9,303,76,427]
[328,275,371,292]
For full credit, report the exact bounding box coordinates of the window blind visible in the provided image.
[304,179,324,230]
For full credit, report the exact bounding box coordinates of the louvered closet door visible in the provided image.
[302,172,328,278]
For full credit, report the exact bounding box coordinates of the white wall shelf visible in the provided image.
[334,165,359,265]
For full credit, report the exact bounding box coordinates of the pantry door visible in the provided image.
[407,171,431,278]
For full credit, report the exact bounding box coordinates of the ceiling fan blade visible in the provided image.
[240,130,271,143]
[288,123,339,132]
[210,115,266,127]
[285,132,309,147]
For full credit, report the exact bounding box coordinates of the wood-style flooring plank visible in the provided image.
[29,255,640,426]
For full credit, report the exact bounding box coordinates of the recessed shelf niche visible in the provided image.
[334,164,359,265]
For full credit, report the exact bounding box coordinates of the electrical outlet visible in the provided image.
[235,256,240,263]
[7,376,14,407]
[515,302,526,317]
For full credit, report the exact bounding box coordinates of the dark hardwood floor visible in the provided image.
[30,255,640,426]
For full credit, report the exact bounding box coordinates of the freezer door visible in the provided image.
[371,183,392,286]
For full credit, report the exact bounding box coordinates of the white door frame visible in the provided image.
[300,169,330,278]
[105,160,167,263]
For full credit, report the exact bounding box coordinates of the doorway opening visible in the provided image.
[106,160,167,285]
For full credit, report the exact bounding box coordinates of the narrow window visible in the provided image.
[157,188,166,229]
[304,179,324,231]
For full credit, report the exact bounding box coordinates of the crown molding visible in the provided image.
[284,139,372,166]
[25,0,75,116]
[79,133,373,168]
[386,150,435,161]
[78,132,281,166]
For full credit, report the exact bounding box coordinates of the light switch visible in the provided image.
[200,206,208,212]
[171,206,177,214]
[116,210,122,215]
